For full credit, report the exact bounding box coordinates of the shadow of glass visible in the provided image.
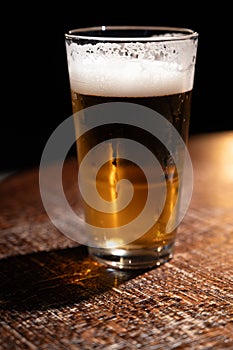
[0,245,148,311]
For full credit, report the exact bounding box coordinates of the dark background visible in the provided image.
[1,3,232,172]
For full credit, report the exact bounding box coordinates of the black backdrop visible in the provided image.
[1,3,232,171]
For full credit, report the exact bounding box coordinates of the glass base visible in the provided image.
[88,242,174,270]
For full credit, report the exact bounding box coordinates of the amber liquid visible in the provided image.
[71,90,192,267]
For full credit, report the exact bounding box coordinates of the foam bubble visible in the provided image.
[66,42,196,97]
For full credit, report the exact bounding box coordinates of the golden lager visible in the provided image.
[65,26,198,268]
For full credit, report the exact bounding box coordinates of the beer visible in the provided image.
[70,67,192,263]
[65,28,198,268]
[72,92,191,246]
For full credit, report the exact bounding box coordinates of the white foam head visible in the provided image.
[66,41,197,97]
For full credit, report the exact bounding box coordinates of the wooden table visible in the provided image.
[0,131,233,349]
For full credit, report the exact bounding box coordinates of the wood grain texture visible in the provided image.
[0,131,233,349]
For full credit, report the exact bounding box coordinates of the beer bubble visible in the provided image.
[66,41,196,97]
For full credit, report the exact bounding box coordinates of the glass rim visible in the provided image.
[65,25,198,42]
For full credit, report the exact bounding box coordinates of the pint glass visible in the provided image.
[65,26,198,269]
